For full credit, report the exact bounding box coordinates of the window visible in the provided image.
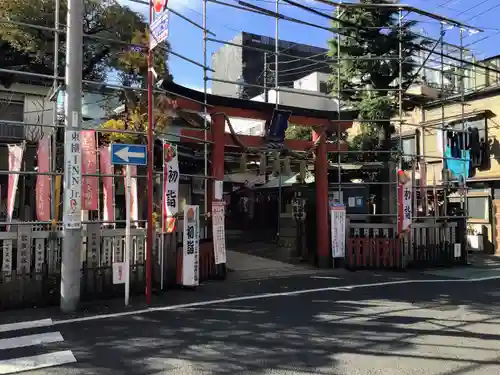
[449,117,487,142]
[319,81,329,94]
[0,99,24,139]
[449,193,489,221]
[394,132,420,163]
[402,137,416,161]
[467,196,489,221]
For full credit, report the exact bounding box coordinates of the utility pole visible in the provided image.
[264,52,268,102]
[60,0,83,312]
[145,0,155,305]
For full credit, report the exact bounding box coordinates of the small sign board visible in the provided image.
[111,144,147,166]
[150,11,169,50]
[113,262,126,284]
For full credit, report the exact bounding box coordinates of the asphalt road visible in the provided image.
[1,272,500,375]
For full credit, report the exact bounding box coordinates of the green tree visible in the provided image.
[328,0,429,155]
[0,0,148,82]
[0,0,172,145]
[285,125,312,141]
[100,29,173,144]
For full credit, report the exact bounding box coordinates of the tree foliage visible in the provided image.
[285,125,312,141]
[0,0,173,144]
[100,95,172,144]
[0,0,150,83]
[99,28,173,145]
[328,0,430,154]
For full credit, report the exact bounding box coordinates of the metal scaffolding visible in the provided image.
[0,0,496,309]
[198,0,493,265]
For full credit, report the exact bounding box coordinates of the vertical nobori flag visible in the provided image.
[123,166,138,226]
[183,205,200,286]
[99,145,115,223]
[7,143,25,228]
[81,130,98,211]
[36,136,51,221]
[162,143,179,233]
[397,169,412,233]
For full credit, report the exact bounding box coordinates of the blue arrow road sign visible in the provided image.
[111,144,147,166]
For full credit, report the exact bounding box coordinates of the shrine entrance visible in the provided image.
[165,81,353,269]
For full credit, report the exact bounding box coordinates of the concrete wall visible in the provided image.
[267,88,338,112]
[211,34,244,99]
[293,72,330,93]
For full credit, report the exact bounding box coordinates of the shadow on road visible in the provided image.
[57,278,500,374]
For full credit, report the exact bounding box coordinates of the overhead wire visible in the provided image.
[463,1,500,22]
[198,0,499,101]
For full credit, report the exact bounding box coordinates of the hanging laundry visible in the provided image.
[444,146,470,184]
[468,127,481,167]
[479,137,489,170]
[446,130,459,158]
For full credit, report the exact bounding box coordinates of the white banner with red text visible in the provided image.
[182,205,200,287]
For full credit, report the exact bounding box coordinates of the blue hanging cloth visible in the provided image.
[444,146,470,183]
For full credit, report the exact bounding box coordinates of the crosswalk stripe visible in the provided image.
[0,319,53,334]
[0,332,64,351]
[0,350,77,374]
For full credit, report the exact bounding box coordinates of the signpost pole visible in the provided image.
[125,165,132,306]
[110,143,146,304]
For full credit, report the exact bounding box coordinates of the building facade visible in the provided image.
[225,72,338,136]
[211,32,330,99]
[0,82,117,220]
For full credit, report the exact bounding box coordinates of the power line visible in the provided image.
[463,2,500,22]
[454,0,493,17]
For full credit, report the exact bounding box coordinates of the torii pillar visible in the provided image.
[312,128,330,268]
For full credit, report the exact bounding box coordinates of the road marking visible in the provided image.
[0,351,76,374]
[0,332,64,351]
[0,319,53,334]
[310,276,341,280]
[51,274,500,327]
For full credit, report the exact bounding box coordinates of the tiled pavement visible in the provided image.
[226,250,329,281]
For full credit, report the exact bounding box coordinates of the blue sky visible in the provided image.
[120,0,500,91]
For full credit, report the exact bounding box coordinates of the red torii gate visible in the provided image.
[164,82,353,267]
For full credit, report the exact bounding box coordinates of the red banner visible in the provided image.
[36,137,51,221]
[99,146,115,222]
[81,130,98,210]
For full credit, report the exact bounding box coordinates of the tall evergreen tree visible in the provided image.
[328,0,430,156]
